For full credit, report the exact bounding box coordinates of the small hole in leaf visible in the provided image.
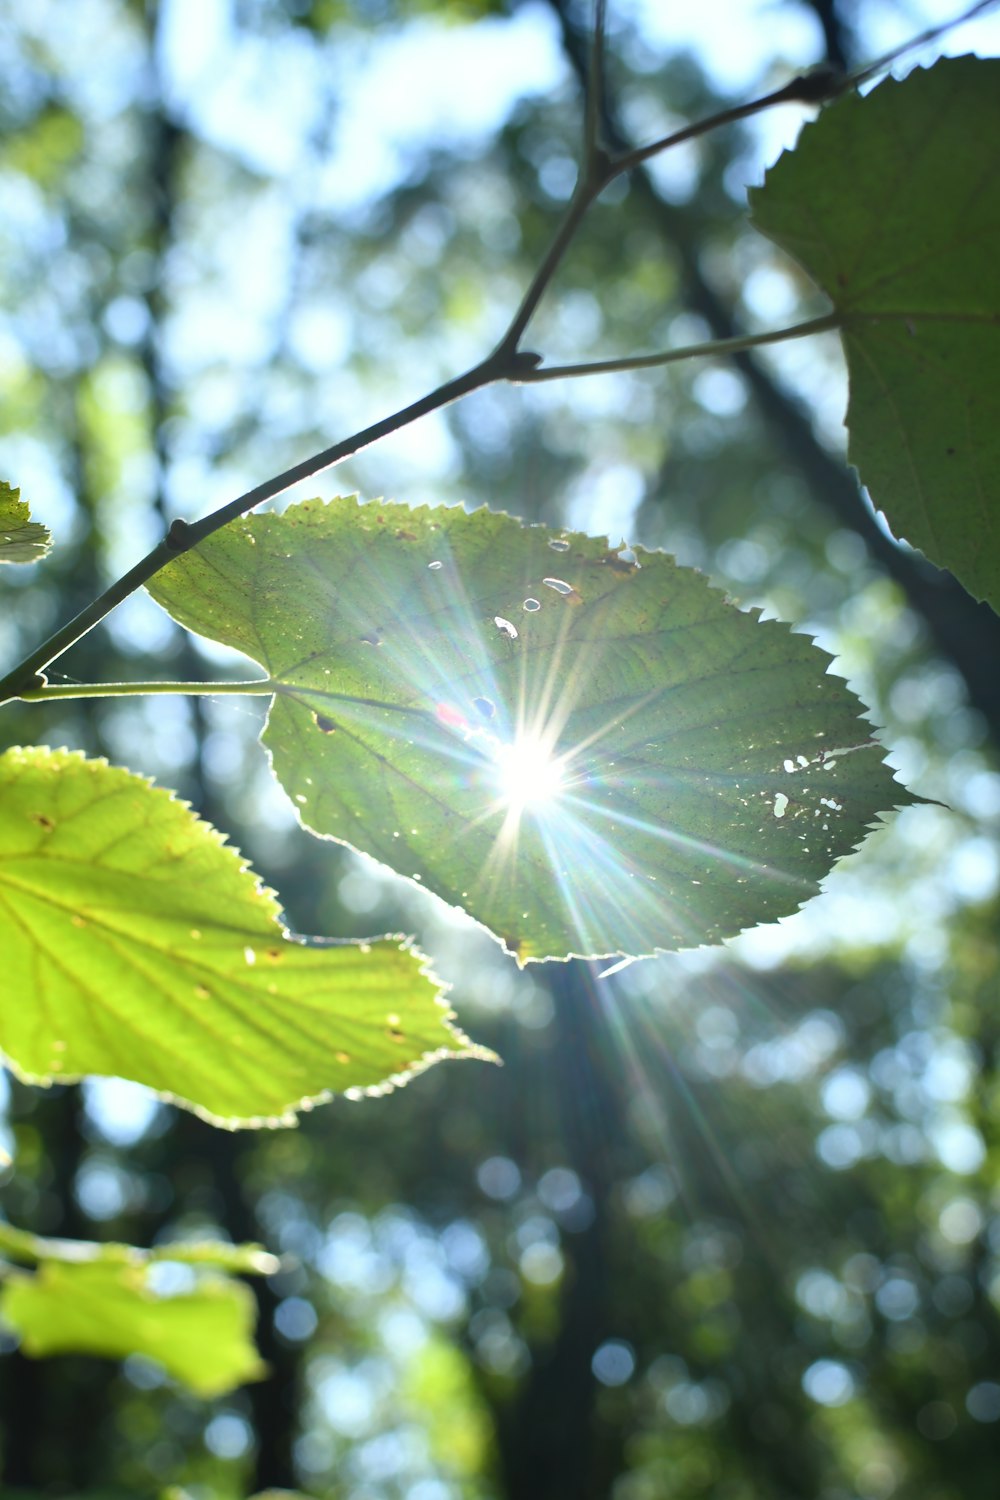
[543,577,573,594]
[428,560,443,570]
[548,538,570,552]
[494,616,518,639]
[360,630,382,646]
[313,713,336,733]
[523,598,540,612]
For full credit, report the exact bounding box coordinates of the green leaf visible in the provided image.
[0,480,51,563]
[0,1258,264,1398]
[0,746,488,1127]
[750,57,1000,612]
[148,499,911,963]
[0,1220,279,1396]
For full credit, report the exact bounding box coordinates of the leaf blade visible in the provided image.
[0,481,51,564]
[149,499,911,961]
[0,1259,265,1398]
[0,746,487,1127]
[749,56,1000,611]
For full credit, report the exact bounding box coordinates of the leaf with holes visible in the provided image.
[0,480,51,563]
[750,57,1000,612]
[0,746,487,1127]
[148,499,912,962]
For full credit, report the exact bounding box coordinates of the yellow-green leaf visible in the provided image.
[0,1259,264,1398]
[0,1219,280,1397]
[0,746,489,1128]
[0,481,51,564]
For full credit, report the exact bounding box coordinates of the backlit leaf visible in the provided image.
[0,1259,264,1398]
[0,481,51,563]
[0,1221,278,1397]
[750,57,1000,612]
[0,746,487,1128]
[149,499,911,962]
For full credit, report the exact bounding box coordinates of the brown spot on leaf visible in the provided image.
[592,549,638,574]
[32,814,55,831]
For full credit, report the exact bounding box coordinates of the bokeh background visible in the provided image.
[1,0,999,1495]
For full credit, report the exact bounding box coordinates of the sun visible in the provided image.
[493,731,566,813]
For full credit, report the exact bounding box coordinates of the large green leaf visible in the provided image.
[0,480,51,563]
[0,747,487,1127]
[0,1221,276,1397]
[750,57,1000,612]
[148,499,911,962]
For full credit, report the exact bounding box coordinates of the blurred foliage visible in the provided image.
[0,0,999,1497]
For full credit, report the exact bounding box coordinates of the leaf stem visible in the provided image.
[514,312,840,383]
[18,679,276,702]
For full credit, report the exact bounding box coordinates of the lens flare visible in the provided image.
[493,731,566,813]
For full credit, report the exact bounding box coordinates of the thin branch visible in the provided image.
[0,352,531,704]
[851,0,998,88]
[514,313,839,383]
[584,0,608,164]
[607,68,844,180]
[493,184,597,356]
[0,0,987,706]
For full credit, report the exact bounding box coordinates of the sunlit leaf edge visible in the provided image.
[0,746,495,1129]
[0,1222,279,1276]
[148,498,918,967]
[0,480,52,564]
